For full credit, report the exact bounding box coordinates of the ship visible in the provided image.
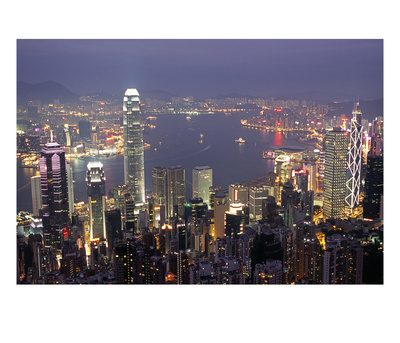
[234,138,246,144]
[262,150,275,159]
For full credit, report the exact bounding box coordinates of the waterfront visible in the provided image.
[17,111,310,212]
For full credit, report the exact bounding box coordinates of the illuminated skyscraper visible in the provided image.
[323,129,348,219]
[86,161,106,241]
[123,88,145,205]
[192,166,213,208]
[345,102,363,209]
[39,142,70,253]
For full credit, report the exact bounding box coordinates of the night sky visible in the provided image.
[17,39,383,100]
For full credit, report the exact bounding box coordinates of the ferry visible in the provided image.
[262,150,275,159]
[234,138,246,144]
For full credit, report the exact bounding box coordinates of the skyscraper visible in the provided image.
[192,166,213,207]
[123,88,145,205]
[86,161,106,241]
[39,142,70,253]
[345,102,363,209]
[166,166,186,219]
[31,175,42,217]
[323,128,348,219]
[363,154,383,220]
[67,163,74,219]
[248,185,269,221]
[152,166,167,208]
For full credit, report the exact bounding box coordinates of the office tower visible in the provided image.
[225,202,245,239]
[123,88,145,205]
[363,155,383,220]
[67,163,74,220]
[323,129,348,219]
[192,166,213,208]
[345,102,363,209]
[105,209,122,257]
[166,166,186,218]
[229,183,248,205]
[152,166,167,208]
[86,162,106,241]
[248,185,269,221]
[304,164,317,192]
[39,142,70,253]
[31,175,42,217]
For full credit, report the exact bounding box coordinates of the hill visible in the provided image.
[17,80,80,105]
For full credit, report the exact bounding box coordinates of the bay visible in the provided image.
[17,112,306,212]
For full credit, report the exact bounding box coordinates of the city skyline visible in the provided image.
[8,2,397,341]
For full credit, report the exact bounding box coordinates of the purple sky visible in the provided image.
[17,39,383,100]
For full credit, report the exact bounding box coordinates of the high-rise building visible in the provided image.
[225,202,245,239]
[152,166,167,208]
[166,166,186,218]
[39,142,70,253]
[123,88,145,206]
[304,164,317,193]
[192,166,213,208]
[113,239,135,284]
[86,162,106,241]
[323,129,348,219]
[67,163,74,220]
[363,154,383,220]
[31,175,42,217]
[229,183,248,205]
[248,185,269,221]
[345,102,363,209]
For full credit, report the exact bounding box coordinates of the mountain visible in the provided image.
[17,80,80,105]
[326,99,383,122]
[137,89,178,101]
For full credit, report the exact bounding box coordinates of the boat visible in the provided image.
[262,150,275,159]
[234,138,246,144]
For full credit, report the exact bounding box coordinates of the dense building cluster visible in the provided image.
[16,90,383,285]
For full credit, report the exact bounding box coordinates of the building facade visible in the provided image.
[86,161,107,241]
[345,102,363,209]
[192,166,213,208]
[39,142,70,253]
[323,129,348,219]
[123,88,145,205]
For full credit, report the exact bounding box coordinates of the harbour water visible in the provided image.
[17,112,308,212]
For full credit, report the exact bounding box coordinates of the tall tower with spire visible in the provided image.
[345,101,363,209]
[123,88,145,206]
